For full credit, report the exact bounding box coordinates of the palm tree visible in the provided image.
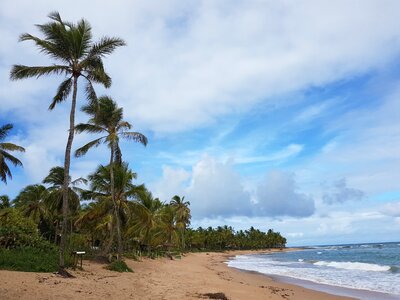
[43,166,86,239]
[75,96,147,259]
[10,12,125,269]
[13,184,49,223]
[0,124,25,184]
[127,189,163,254]
[170,195,191,251]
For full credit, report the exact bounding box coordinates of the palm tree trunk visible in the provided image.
[102,223,115,257]
[181,227,185,251]
[59,75,78,269]
[109,141,123,260]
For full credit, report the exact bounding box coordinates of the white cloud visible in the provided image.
[235,144,303,164]
[255,170,315,217]
[153,157,315,219]
[152,165,190,201]
[380,201,400,217]
[187,155,252,218]
[2,1,400,133]
[322,178,364,204]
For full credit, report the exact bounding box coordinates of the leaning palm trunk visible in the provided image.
[109,141,123,260]
[60,76,78,268]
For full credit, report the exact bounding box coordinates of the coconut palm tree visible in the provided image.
[13,184,49,223]
[43,166,86,238]
[10,12,125,269]
[127,189,164,253]
[75,96,147,259]
[170,195,191,250]
[80,162,144,258]
[0,124,25,184]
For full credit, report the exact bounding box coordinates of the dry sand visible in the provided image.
[0,249,355,300]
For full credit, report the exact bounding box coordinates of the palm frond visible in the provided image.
[71,177,88,186]
[121,132,148,146]
[0,143,25,152]
[10,65,70,80]
[86,67,112,88]
[0,124,13,141]
[0,158,11,183]
[19,33,71,63]
[84,79,98,107]
[0,150,23,167]
[88,37,126,58]
[75,137,105,157]
[75,123,104,134]
[117,121,132,130]
[49,76,73,110]
[72,18,92,58]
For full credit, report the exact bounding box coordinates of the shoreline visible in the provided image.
[0,248,358,300]
[224,248,399,300]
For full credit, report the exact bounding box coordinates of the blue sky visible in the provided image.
[1,1,400,246]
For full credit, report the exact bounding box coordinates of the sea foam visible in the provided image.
[314,261,391,272]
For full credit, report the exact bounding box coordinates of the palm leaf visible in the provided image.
[75,123,104,134]
[75,137,105,157]
[10,65,70,80]
[88,37,126,58]
[0,143,25,152]
[49,76,73,110]
[0,150,23,167]
[0,124,13,141]
[121,132,148,146]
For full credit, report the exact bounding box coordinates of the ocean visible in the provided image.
[227,242,400,299]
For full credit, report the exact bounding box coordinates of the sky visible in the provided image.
[1,0,400,246]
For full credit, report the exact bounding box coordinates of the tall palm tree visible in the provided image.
[79,162,144,257]
[10,12,125,269]
[75,96,147,259]
[0,124,25,184]
[170,195,191,250]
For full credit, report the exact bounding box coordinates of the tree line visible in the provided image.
[0,12,286,273]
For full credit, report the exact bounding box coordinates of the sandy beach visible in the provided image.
[0,249,355,300]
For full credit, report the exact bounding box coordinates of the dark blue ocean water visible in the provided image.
[227,242,400,297]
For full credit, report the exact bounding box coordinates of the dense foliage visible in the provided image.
[0,208,58,272]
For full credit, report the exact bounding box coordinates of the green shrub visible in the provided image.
[0,208,60,272]
[0,247,58,272]
[106,260,133,272]
[0,208,43,249]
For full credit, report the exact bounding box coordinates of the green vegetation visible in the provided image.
[106,260,133,273]
[0,124,25,183]
[0,208,58,272]
[10,11,125,269]
[0,247,58,272]
[1,12,287,273]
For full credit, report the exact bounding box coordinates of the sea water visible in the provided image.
[227,242,400,299]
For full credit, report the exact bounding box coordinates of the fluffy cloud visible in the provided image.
[322,178,364,204]
[186,155,252,218]
[152,166,190,201]
[255,170,315,217]
[153,157,315,219]
[380,201,400,217]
